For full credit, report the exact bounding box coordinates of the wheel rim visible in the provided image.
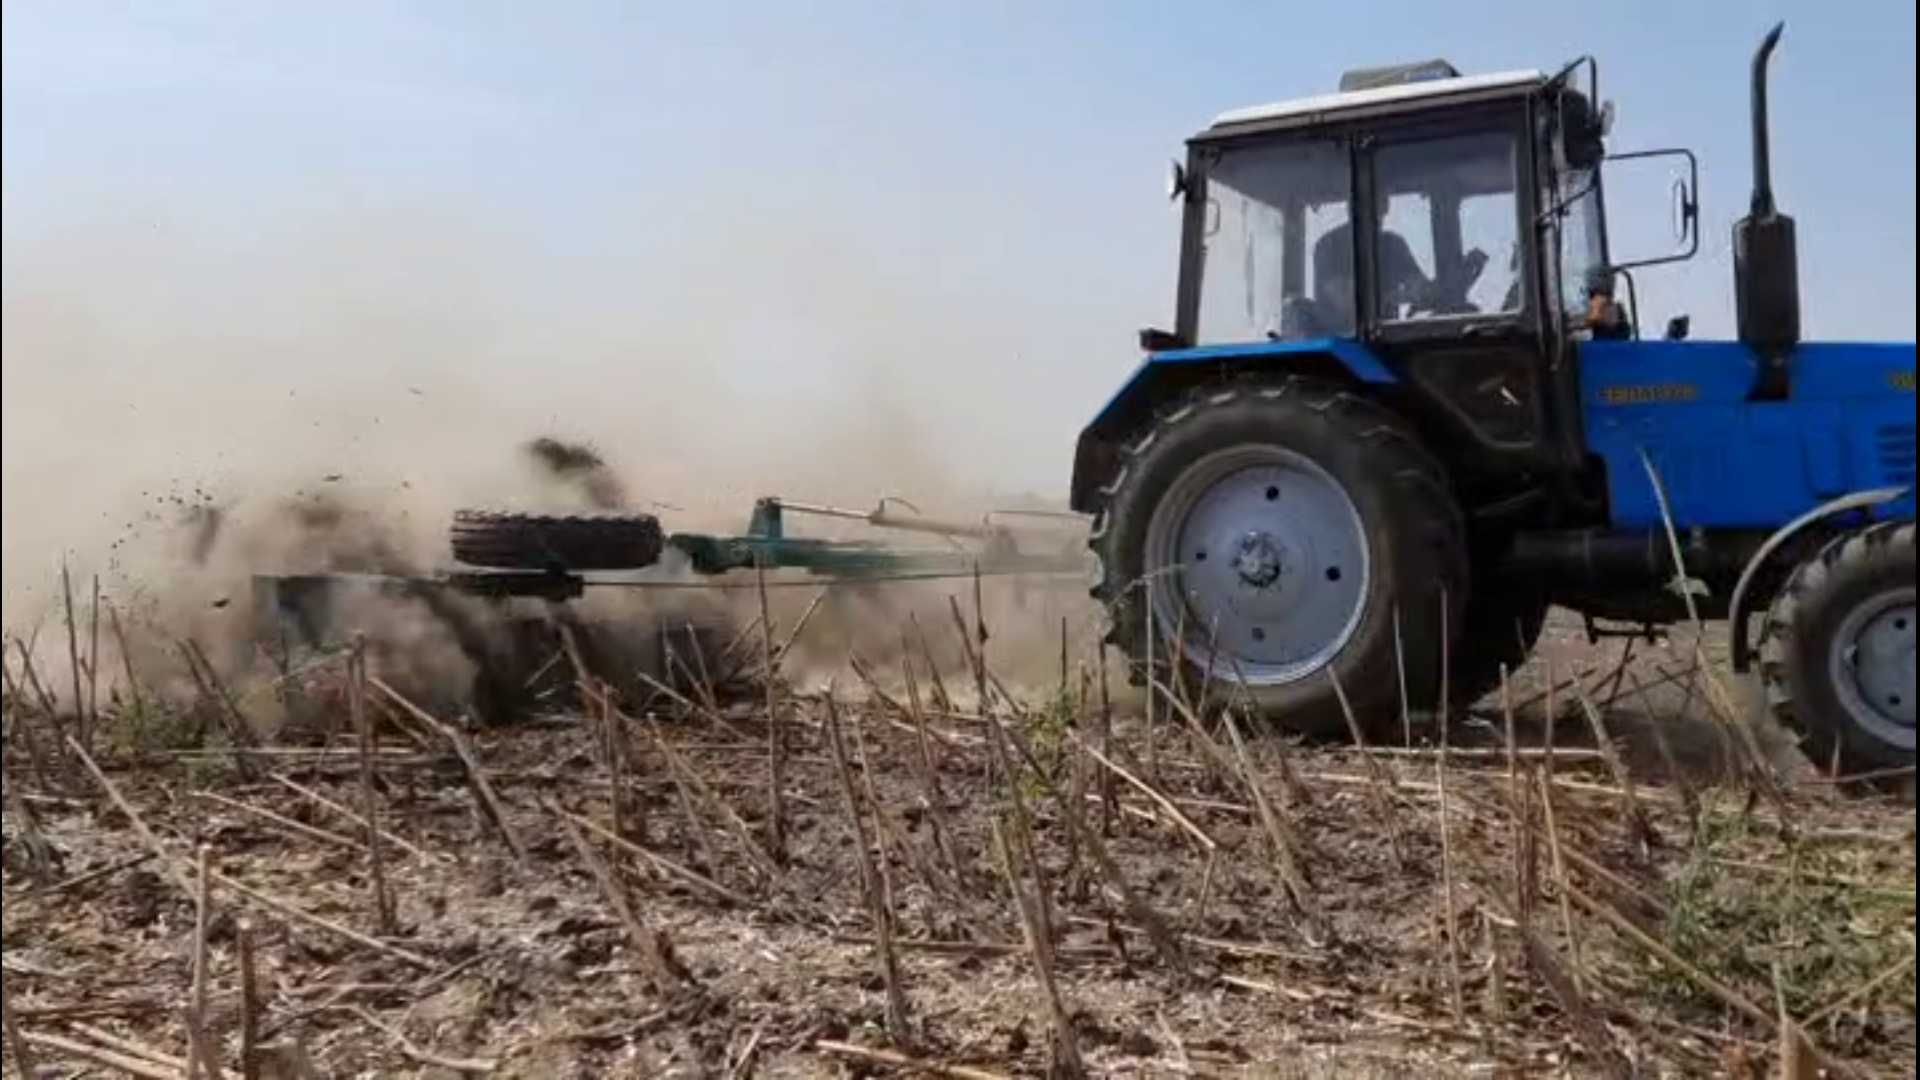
[1144,445,1371,686]
[1828,585,1917,750]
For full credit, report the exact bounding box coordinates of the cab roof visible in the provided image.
[1198,69,1546,142]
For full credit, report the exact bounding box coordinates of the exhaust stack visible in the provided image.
[1748,26,1781,217]
[1734,22,1800,396]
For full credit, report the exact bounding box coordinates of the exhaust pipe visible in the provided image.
[1734,21,1800,398]
[1749,23,1783,217]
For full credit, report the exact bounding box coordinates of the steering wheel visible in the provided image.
[1383,247,1494,320]
[1459,248,1490,288]
[1415,247,1491,317]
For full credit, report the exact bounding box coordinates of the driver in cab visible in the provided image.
[1312,185,1433,329]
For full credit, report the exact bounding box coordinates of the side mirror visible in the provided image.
[1670,176,1698,245]
[1166,160,1189,202]
[1665,315,1691,341]
[1604,147,1701,272]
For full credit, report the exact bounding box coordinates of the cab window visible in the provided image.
[1371,131,1523,322]
[1196,139,1354,343]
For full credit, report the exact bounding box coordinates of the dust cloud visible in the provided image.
[1,200,1101,714]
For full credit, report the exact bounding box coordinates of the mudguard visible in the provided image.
[1726,486,1911,673]
[1069,338,1397,513]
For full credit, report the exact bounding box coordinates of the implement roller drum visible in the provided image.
[450,510,666,572]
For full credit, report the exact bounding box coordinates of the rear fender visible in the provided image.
[1727,485,1911,673]
[1069,339,1397,513]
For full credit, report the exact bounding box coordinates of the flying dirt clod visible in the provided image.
[524,436,627,511]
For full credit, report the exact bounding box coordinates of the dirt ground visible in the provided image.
[2,600,1915,1079]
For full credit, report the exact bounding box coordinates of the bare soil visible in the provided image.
[3,605,1915,1080]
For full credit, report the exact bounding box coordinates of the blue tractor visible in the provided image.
[1072,26,1915,773]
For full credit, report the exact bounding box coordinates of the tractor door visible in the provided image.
[1359,114,1557,483]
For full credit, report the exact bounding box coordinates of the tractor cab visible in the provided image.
[1156,54,1681,502]
[1181,65,1550,346]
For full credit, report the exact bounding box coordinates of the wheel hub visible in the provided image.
[1827,585,1917,751]
[1144,446,1370,686]
[1232,531,1287,589]
[1838,596,1917,732]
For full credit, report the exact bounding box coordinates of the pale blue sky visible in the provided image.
[2,1,1914,593]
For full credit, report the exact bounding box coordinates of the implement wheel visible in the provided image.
[450,511,665,571]
[1090,378,1468,735]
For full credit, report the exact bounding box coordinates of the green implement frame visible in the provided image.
[252,495,1088,654]
[666,496,1085,578]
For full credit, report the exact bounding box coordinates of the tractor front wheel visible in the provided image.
[1764,522,1916,776]
[1090,378,1468,736]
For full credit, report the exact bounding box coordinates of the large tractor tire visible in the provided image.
[450,511,665,572]
[1763,521,1916,775]
[1452,585,1549,709]
[1090,377,1469,736]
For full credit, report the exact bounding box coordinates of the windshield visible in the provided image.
[1195,139,1352,343]
[1556,166,1608,317]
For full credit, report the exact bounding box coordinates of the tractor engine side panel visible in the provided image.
[1579,339,1917,530]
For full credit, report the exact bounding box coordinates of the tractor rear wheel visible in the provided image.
[1451,585,1549,709]
[1090,378,1468,736]
[450,511,665,572]
[1763,522,1916,775]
